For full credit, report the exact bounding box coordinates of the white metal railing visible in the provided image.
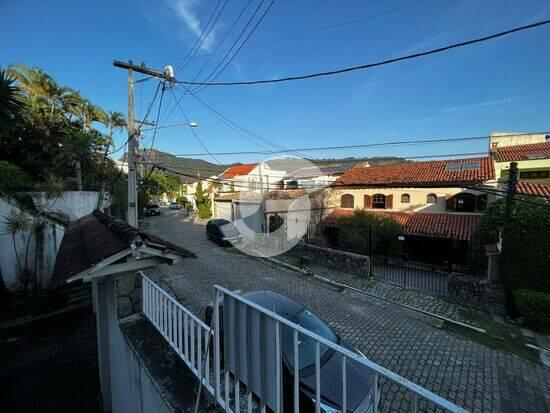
[142,275,468,413]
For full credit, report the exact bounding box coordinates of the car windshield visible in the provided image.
[147,204,159,209]
[281,308,337,371]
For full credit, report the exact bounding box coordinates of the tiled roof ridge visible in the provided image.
[91,208,141,244]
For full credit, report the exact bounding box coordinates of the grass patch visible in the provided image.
[442,320,540,364]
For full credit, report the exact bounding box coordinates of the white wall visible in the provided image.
[0,198,65,291]
[29,191,109,221]
[490,132,547,148]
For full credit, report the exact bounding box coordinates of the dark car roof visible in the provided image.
[209,218,231,225]
[243,291,305,321]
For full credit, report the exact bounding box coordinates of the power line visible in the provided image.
[141,0,432,64]
[187,0,254,88]
[176,19,550,87]
[189,0,270,93]
[169,87,222,164]
[141,82,168,183]
[166,131,549,157]
[192,0,276,94]
[175,0,225,72]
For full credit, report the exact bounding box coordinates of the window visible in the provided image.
[426,193,437,204]
[454,192,476,212]
[401,193,410,203]
[341,194,354,208]
[249,180,257,190]
[372,194,386,209]
[519,170,550,179]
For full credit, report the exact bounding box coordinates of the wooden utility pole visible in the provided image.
[113,60,174,227]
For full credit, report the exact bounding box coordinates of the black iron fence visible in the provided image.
[302,223,490,296]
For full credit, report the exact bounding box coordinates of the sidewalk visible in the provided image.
[275,253,543,363]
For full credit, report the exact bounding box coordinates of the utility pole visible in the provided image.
[113,60,174,227]
[126,61,138,227]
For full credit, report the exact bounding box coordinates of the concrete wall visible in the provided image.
[331,187,497,214]
[0,197,65,291]
[490,132,547,148]
[29,191,109,221]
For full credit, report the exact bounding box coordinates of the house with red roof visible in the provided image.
[328,156,497,239]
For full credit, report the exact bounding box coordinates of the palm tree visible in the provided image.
[105,111,126,149]
[0,68,25,133]
[2,211,31,288]
[8,64,68,124]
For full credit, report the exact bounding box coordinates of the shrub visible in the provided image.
[176,195,188,206]
[514,289,550,331]
[185,204,193,212]
[0,160,30,190]
[308,235,327,247]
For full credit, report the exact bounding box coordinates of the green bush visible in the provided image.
[514,289,550,331]
[0,160,30,189]
[176,195,188,206]
[185,204,193,212]
[309,235,328,247]
[479,198,550,296]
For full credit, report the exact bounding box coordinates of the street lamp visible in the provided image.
[140,121,198,132]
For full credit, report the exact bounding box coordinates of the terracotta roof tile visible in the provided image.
[495,142,550,162]
[516,181,550,198]
[219,163,257,179]
[323,209,481,241]
[52,210,195,286]
[334,157,494,187]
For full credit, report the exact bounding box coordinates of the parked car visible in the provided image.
[144,204,160,216]
[204,291,379,412]
[169,202,181,210]
[206,219,242,246]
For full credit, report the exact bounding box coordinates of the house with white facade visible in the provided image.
[282,163,363,189]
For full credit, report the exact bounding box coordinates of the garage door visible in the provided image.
[216,201,233,221]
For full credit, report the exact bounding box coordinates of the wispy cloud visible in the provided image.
[442,97,519,114]
[156,0,218,51]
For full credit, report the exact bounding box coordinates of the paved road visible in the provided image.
[142,209,550,412]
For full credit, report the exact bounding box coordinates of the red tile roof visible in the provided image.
[323,209,481,241]
[334,157,494,187]
[516,181,550,198]
[494,142,550,162]
[219,163,257,179]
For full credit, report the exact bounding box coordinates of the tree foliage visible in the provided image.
[479,197,550,293]
[195,180,212,219]
[0,64,125,193]
[140,170,181,203]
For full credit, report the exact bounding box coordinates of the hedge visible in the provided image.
[514,289,550,331]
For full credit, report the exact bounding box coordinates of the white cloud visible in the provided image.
[165,0,217,51]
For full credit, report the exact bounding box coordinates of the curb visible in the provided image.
[263,256,487,334]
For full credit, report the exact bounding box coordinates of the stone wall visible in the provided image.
[447,274,506,315]
[116,275,143,318]
[291,242,370,278]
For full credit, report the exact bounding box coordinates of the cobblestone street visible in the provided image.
[143,210,550,412]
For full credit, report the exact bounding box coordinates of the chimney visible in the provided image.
[490,142,499,154]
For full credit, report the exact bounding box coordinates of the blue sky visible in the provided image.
[2,0,550,166]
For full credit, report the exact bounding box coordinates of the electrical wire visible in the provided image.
[165,130,550,157]
[191,0,276,94]
[141,82,168,184]
[176,19,550,87]
[169,87,222,164]
[175,0,225,72]
[141,0,431,64]
[186,0,254,89]
[188,0,268,93]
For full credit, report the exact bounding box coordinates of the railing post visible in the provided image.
[315,341,321,413]
[214,291,221,403]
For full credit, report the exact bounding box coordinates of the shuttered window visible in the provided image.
[341,194,354,208]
